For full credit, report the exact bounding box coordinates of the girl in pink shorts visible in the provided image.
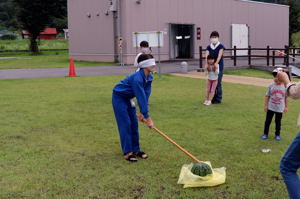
[203,55,219,106]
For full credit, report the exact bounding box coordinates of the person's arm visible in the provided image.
[132,77,154,128]
[264,96,269,112]
[145,82,152,103]
[287,83,300,99]
[264,85,271,112]
[204,50,209,70]
[215,49,224,67]
[277,71,290,86]
[144,82,154,128]
[215,64,219,75]
[132,78,149,118]
[278,71,300,99]
[284,95,288,113]
[204,64,210,74]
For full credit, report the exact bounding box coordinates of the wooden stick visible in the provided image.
[141,118,201,163]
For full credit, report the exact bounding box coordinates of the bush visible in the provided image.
[0,34,17,40]
[291,31,300,46]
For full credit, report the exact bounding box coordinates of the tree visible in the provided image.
[0,0,67,31]
[13,0,66,53]
[0,0,17,30]
[279,0,300,44]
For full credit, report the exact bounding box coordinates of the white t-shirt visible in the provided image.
[205,64,219,80]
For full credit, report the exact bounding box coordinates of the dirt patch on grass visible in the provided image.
[173,72,273,87]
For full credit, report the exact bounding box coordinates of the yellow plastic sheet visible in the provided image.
[177,161,226,188]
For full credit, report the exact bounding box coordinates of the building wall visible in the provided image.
[123,0,289,63]
[231,1,289,48]
[68,0,115,62]
[68,0,289,64]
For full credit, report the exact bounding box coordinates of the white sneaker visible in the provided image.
[203,100,208,105]
[206,101,212,106]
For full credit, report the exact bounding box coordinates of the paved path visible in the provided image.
[0,57,288,80]
[0,62,200,80]
[0,66,136,80]
[0,62,275,88]
[173,72,273,87]
[0,57,17,59]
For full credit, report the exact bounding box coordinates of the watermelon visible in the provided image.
[191,162,212,177]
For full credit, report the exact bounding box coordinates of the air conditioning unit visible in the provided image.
[109,0,117,12]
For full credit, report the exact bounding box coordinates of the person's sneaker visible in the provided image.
[261,134,268,140]
[203,100,208,105]
[206,101,212,106]
[275,136,282,141]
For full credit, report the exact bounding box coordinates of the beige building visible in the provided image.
[68,0,289,64]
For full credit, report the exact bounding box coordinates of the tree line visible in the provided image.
[0,0,300,52]
[0,0,67,32]
[0,0,67,52]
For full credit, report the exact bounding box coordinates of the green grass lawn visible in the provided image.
[224,69,300,82]
[0,51,115,69]
[224,69,273,79]
[0,39,68,50]
[0,40,115,69]
[0,75,299,198]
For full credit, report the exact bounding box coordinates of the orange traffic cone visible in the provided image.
[69,57,77,77]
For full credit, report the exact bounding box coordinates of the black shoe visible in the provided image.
[124,153,138,162]
[212,101,221,104]
[134,151,148,159]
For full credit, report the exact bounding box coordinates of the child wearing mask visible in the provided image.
[134,41,152,67]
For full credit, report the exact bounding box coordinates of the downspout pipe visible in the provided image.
[113,10,118,62]
[117,0,123,65]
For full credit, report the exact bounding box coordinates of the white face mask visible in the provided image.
[141,47,150,54]
[210,38,219,45]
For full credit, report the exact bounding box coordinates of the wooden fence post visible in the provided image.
[292,47,296,63]
[234,46,237,66]
[267,45,270,66]
[272,50,275,66]
[199,46,203,69]
[248,45,251,66]
[285,45,289,67]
